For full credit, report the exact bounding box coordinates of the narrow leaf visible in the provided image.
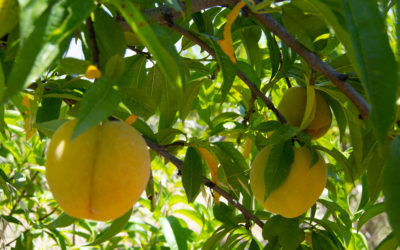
[2,0,95,103]
[113,0,182,89]
[342,0,398,146]
[89,209,132,245]
[383,136,400,242]
[182,147,203,203]
[46,213,77,229]
[357,202,385,231]
[72,77,121,139]
[160,216,188,250]
[264,140,294,200]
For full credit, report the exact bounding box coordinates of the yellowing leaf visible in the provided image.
[0,0,19,38]
[197,146,221,204]
[217,1,246,64]
[85,65,102,79]
[21,94,36,140]
[243,136,252,159]
[22,94,31,111]
[299,85,316,131]
[124,114,138,125]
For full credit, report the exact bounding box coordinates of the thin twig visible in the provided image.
[144,138,265,228]
[128,46,152,59]
[86,18,99,66]
[168,23,287,124]
[285,77,292,88]
[249,11,371,118]
[142,0,370,118]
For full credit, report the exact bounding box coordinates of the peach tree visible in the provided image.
[0,0,399,248]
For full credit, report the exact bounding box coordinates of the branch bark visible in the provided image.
[169,23,287,124]
[143,0,371,119]
[144,138,265,228]
[249,11,371,119]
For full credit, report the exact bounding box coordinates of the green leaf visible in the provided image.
[72,77,121,139]
[265,43,296,90]
[89,209,132,245]
[383,136,400,242]
[1,0,95,103]
[180,77,207,122]
[264,141,294,200]
[282,3,328,51]
[46,213,77,229]
[35,119,69,137]
[113,0,183,90]
[212,142,249,197]
[347,230,368,250]
[318,198,352,228]
[105,54,126,81]
[36,98,62,125]
[118,55,147,88]
[376,232,399,250]
[236,60,261,88]
[311,230,339,250]
[304,0,354,60]
[158,65,183,129]
[203,226,233,250]
[342,0,398,146]
[264,29,280,81]
[205,35,236,102]
[241,26,262,76]
[182,147,203,203]
[174,209,203,227]
[93,8,126,66]
[47,229,67,250]
[59,58,91,74]
[213,202,237,226]
[262,215,304,250]
[357,202,385,231]
[326,95,347,142]
[160,216,188,250]
[261,125,298,150]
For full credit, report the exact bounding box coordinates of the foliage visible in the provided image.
[0,0,399,248]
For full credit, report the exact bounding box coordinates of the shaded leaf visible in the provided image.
[2,0,95,103]
[342,0,398,146]
[182,147,203,203]
[72,77,121,139]
[383,136,400,242]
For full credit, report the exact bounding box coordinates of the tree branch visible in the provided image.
[168,23,287,124]
[143,0,370,119]
[144,0,238,25]
[86,18,99,66]
[144,138,265,228]
[249,11,371,119]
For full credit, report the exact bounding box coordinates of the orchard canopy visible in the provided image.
[1,0,400,249]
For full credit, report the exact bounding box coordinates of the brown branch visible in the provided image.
[142,0,370,118]
[168,23,287,124]
[144,0,238,25]
[144,138,265,228]
[128,46,152,59]
[86,18,99,66]
[249,11,371,119]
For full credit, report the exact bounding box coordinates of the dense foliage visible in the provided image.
[0,0,399,248]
